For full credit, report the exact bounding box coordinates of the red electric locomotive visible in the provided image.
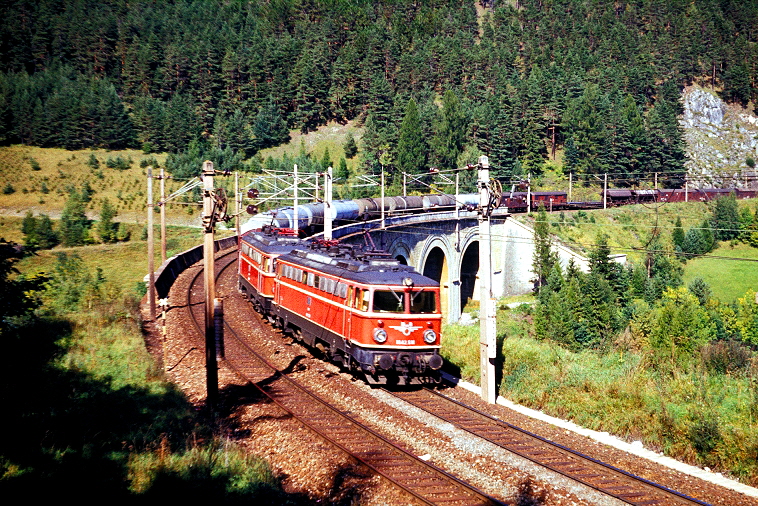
[238,228,444,385]
[238,226,300,315]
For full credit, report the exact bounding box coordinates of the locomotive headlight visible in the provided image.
[373,328,388,344]
[423,329,437,344]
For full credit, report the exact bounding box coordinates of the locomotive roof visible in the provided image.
[241,228,302,254]
[279,245,439,287]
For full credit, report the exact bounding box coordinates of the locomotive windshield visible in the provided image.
[372,289,437,314]
[410,290,436,314]
[373,290,403,312]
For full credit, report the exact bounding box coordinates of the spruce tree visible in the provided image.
[712,194,740,241]
[96,198,118,243]
[252,97,290,151]
[343,132,358,159]
[60,190,89,247]
[396,98,426,176]
[431,90,466,170]
[531,206,557,293]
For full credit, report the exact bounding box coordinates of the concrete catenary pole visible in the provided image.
[160,167,167,264]
[478,155,496,404]
[603,173,608,209]
[293,164,299,235]
[324,166,333,241]
[235,171,240,242]
[147,166,156,321]
[202,160,218,410]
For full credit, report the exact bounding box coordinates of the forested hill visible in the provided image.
[1,0,756,185]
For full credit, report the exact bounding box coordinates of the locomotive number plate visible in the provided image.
[396,339,416,345]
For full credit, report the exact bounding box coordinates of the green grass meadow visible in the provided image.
[683,242,758,302]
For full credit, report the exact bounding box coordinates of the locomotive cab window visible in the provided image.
[373,290,403,313]
[410,290,437,314]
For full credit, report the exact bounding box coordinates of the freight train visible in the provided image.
[244,187,757,233]
[238,226,444,385]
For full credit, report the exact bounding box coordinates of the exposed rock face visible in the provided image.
[680,85,758,187]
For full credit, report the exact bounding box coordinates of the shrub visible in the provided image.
[701,340,752,374]
[688,415,721,462]
[2,183,15,194]
[106,155,132,170]
[140,156,158,168]
[29,158,41,171]
[87,154,100,169]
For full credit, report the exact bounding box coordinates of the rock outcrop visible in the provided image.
[680,85,758,187]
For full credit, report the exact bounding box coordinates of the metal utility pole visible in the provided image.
[603,173,608,209]
[235,171,240,242]
[160,167,167,264]
[381,166,386,229]
[202,160,219,410]
[147,167,156,321]
[455,171,460,251]
[324,166,333,241]
[293,164,299,234]
[477,155,496,404]
[569,172,573,202]
[526,173,532,212]
[685,177,689,202]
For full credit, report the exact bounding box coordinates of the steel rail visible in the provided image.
[391,387,711,506]
[180,249,504,506]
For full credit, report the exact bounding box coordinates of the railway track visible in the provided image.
[390,388,712,506]
[182,249,504,506]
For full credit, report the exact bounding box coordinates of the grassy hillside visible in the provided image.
[683,242,758,302]
[0,146,206,226]
[517,199,758,302]
[257,120,362,172]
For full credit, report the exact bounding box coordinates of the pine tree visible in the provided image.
[252,97,290,151]
[712,194,740,241]
[531,206,557,293]
[320,147,332,171]
[60,190,89,247]
[35,214,58,249]
[431,90,466,170]
[396,98,426,176]
[562,83,611,176]
[336,156,349,182]
[96,198,118,243]
[343,132,358,159]
[214,108,254,158]
[672,216,685,251]
[490,95,518,180]
[21,212,38,248]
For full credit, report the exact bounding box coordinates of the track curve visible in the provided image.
[182,247,504,506]
[389,387,711,506]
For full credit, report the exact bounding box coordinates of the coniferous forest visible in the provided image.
[1,0,757,183]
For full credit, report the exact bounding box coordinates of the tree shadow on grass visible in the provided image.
[0,317,309,503]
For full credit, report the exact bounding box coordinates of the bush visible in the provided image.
[106,155,132,170]
[701,340,752,374]
[688,415,721,462]
[29,158,41,171]
[140,156,158,168]
[2,183,15,194]
[87,154,100,169]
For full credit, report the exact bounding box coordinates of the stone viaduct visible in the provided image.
[325,209,589,323]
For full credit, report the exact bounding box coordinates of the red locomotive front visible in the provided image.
[272,245,444,384]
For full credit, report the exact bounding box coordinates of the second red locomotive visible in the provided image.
[238,226,444,385]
